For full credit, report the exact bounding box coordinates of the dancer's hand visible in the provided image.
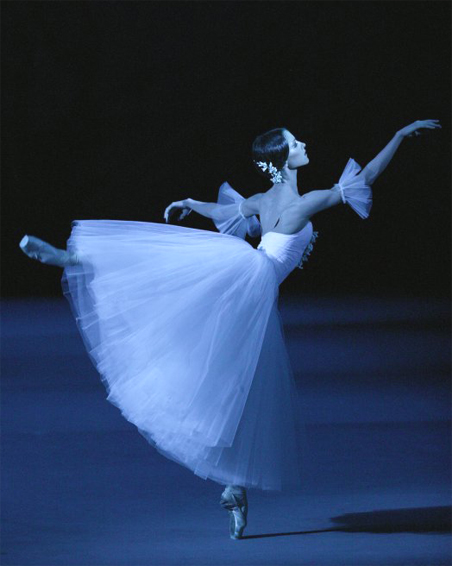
[164,199,192,223]
[397,119,442,138]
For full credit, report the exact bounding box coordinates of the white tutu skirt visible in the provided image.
[62,220,314,492]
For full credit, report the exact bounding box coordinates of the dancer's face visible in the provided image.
[283,130,309,169]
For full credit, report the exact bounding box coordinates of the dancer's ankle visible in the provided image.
[227,484,246,493]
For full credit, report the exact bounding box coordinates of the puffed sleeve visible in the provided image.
[210,182,262,239]
[334,158,373,219]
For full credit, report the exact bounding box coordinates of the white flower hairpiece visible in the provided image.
[256,160,283,184]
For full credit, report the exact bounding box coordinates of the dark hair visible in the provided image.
[251,128,289,181]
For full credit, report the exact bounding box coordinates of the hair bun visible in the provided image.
[251,128,289,183]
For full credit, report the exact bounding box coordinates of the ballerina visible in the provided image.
[19,119,441,540]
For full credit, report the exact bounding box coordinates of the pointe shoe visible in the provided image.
[219,485,248,540]
[19,235,79,267]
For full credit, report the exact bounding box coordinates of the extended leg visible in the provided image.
[19,235,80,267]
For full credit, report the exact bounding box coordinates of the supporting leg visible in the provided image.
[219,484,248,540]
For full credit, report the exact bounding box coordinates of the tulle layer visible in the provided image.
[62,220,313,491]
[336,158,373,219]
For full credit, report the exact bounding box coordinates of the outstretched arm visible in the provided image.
[359,119,441,185]
[164,194,263,223]
[359,132,404,185]
[297,119,442,219]
[163,183,262,239]
[182,199,220,219]
[164,198,233,222]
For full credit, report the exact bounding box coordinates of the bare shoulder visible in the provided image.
[272,197,310,233]
[294,187,341,218]
[258,192,310,235]
[240,192,264,216]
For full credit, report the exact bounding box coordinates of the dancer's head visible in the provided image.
[252,128,308,182]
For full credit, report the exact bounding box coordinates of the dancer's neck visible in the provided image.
[272,168,299,196]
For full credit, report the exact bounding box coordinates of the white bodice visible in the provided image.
[257,222,319,284]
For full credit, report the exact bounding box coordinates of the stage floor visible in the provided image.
[1,295,450,565]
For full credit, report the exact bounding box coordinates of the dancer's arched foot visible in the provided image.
[219,485,248,540]
[19,235,79,267]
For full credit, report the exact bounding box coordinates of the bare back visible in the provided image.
[258,189,310,236]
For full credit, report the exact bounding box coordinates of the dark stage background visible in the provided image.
[2,1,450,299]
